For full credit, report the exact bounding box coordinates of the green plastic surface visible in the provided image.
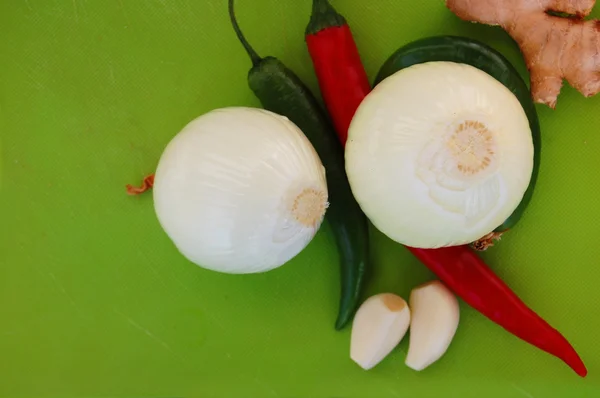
[1,1,600,396]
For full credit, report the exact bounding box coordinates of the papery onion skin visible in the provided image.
[153,107,328,274]
[345,61,534,248]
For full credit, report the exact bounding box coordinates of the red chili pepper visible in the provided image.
[304,0,587,377]
[305,0,370,146]
[408,246,587,377]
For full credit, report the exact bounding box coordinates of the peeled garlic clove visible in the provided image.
[350,293,411,370]
[406,280,460,371]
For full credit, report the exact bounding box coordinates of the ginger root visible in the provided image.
[446,0,600,108]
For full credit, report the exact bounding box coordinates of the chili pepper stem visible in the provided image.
[228,0,262,67]
[312,0,329,12]
[306,0,346,36]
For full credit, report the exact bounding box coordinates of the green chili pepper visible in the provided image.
[228,0,370,330]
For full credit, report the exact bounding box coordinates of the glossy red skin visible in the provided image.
[408,246,587,377]
[306,25,370,146]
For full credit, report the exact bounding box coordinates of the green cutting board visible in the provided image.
[1,0,599,396]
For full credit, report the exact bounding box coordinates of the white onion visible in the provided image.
[153,107,328,274]
[345,62,534,248]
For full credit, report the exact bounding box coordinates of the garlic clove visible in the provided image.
[405,280,460,371]
[350,293,411,370]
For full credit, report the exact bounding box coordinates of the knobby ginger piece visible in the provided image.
[446,0,600,108]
